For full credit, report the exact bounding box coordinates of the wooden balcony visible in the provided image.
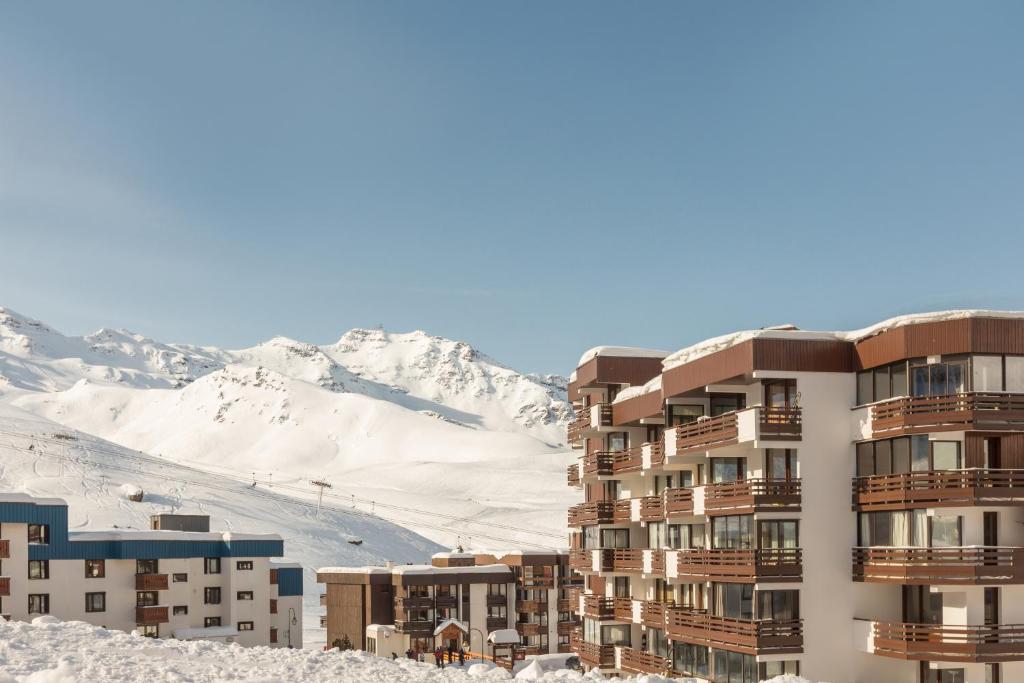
[515,600,546,613]
[568,404,612,445]
[704,478,802,515]
[567,464,581,487]
[397,595,435,609]
[870,621,1024,662]
[0,577,9,597]
[582,449,642,478]
[135,573,169,591]
[486,616,509,631]
[568,502,614,527]
[572,635,615,668]
[639,496,664,522]
[557,598,573,612]
[641,600,668,628]
[613,597,633,622]
[395,619,435,635]
[853,547,1024,584]
[135,605,169,625]
[666,407,802,457]
[853,470,1024,510]
[871,392,1024,438]
[0,540,8,559]
[434,594,458,608]
[666,608,803,655]
[619,647,670,675]
[516,622,543,637]
[569,549,592,572]
[676,548,802,583]
[581,594,615,619]
[557,621,577,635]
[664,487,694,515]
[670,411,739,455]
[486,593,507,606]
[759,406,802,440]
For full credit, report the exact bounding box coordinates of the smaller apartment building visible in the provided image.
[318,551,581,657]
[0,494,303,648]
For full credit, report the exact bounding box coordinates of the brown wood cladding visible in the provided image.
[965,433,1024,469]
[854,317,1024,370]
[661,338,852,398]
[569,356,665,399]
[612,389,663,425]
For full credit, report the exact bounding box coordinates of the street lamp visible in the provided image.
[469,627,485,664]
[288,607,297,648]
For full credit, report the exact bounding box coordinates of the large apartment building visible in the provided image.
[318,550,581,658]
[567,311,1024,683]
[0,494,303,648]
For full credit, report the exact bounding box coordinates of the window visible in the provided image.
[204,616,222,627]
[933,441,962,470]
[172,573,188,583]
[238,621,254,631]
[28,524,49,544]
[85,592,106,613]
[710,458,745,483]
[930,515,963,548]
[857,437,915,477]
[607,432,627,451]
[762,661,800,679]
[28,560,49,580]
[85,559,105,578]
[713,584,753,619]
[974,356,1003,392]
[857,371,873,405]
[859,510,928,547]
[236,591,254,601]
[711,516,753,550]
[487,604,507,618]
[673,642,708,678]
[759,520,798,549]
[613,576,630,598]
[667,404,703,426]
[647,522,666,549]
[28,594,49,614]
[859,362,909,404]
[766,449,796,480]
[173,605,188,616]
[487,583,506,596]
[1007,357,1024,393]
[137,591,159,607]
[710,394,744,416]
[205,587,222,605]
[139,625,158,638]
[757,590,799,621]
[136,559,159,575]
[910,360,966,397]
[764,379,797,408]
[712,648,758,683]
[236,560,254,571]
[600,528,629,549]
[204,557,221,574]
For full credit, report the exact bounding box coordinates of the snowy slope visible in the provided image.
[0,404,443,646]
[0,307,576,554]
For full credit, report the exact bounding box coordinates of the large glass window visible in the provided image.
[607,433,627,451]
[668,404,703,427]
[764,379,797,408]
[974,356,1004,392]
[857,371,873,405]
[759,520,798,549]
[1007,357,1024,393]
[601,624,630,646]
[710,458,745,483]
[758,590,799,621]
[767,449,796,480]
[673,643,708,678]
[713,648,758,683]
[713,584,753,619]
[911,360,967,396]
[859,510,928,547]
[648,522,666,549]
[933,441,962,470]
[28,524,49,544]
[710,394,744,417]
[136,559,159,575]
[711,516,752,550]
[930,515,963,547]
[857,438,913,477]
[601,528,629,549]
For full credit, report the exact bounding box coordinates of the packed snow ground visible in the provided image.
[0,618,812,683]
[0,403,443,647]
[0,308,577,551]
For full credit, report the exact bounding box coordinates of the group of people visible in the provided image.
[402,645,466,668]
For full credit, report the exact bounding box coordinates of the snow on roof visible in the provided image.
[433,618,468,636]
[487,629,521,645]
[172,626,239,640]
[662,310,1024,371]
[0,493,68,506]
[431,551,475,559]
[68,530,281,542]
[317,566,393,574]
[577,346,669,368]
[612,375,663,404]
[392,563,512,576]
[270,559,302,569]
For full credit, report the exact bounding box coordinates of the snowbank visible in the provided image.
[117,483,143,500]
[577,346,669,368]
[0,618,746,683]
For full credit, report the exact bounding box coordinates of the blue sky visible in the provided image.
[2,1,1023,373]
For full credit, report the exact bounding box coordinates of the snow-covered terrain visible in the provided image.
[0,402,443,646]
[0,617,812,683]
[0,307,575,553]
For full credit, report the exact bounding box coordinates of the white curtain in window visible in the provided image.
[891,511,911,547]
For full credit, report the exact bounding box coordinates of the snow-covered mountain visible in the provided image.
[0,307,575,559]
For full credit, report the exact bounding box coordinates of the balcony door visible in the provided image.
[903,586,942,624]
[910,360,966,397]
[709,394,745,417]
[667,404,703,427]
[710,458,746,483]
[764,380,797,409]
[766,449,796,481]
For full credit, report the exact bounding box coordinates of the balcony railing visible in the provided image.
[557,598,573,612]
[486,616,508,631]
[568,404,613,444]
[515,600,546,613]
[486,593,507,606]
[853,547,1024,584]
[671,412,740,455]
[641,600,668,628]
[704,478,802,515]
[567,464,581,487]
[397,595,435,609]
[619,647,670,675]
[581,594,615,619]
[557,621,577,635]
[135,605,169,625]
[664,487,695,515]
[612,597,633,622]
[676,548,802,583]
[396,619,436,635]
[582,449,643,478]
[0,540,8,559]
[759,406,803,439]
[667,407,802,456]
[871,392,1024,437]
[135,573,169,591]
[569,550,592,572]
[639,496,664,522]
[516,622,544,637]
[666,608,803,655]
[0,577,9,597]
[853,469,1024,510]
[871,621,1024,662]
[572,634,615,668]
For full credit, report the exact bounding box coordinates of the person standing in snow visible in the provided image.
[458,648,465,666]
[434,647,443,669]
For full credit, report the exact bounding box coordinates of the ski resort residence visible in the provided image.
[0,494,303,647]
[567,311,1024,683]
[318,550,582,658]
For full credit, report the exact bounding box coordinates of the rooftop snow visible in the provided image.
[0,492,68,506]
[577,346,669,368]
[318,566,394,575]
[392,563,512,575]
[431,552,475,559]
[612,375,663,404]
[68,530,281,542]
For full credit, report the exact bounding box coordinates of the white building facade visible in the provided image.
[0,494,302,648]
